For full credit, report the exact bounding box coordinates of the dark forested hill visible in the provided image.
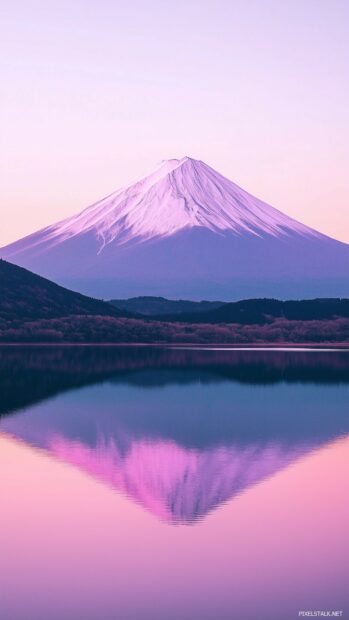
[110,295,349,324]
[156,298,349,324]
[109,296,224,316]
[0,259,128,322]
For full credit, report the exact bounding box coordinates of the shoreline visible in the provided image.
[0,341,349,350]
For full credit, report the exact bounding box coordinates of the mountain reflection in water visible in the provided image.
[0,346,348,524]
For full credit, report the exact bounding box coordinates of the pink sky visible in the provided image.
[1,0,348,245]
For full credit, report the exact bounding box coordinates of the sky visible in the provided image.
[1,0,348,245]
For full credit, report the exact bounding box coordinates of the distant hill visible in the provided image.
[109,296,225,316]
[110,295,349,324]
[0,259,127,322]
[156,297,349,324]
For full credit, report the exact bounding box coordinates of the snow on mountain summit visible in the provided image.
[19,156,319,254]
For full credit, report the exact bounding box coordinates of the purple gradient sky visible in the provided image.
[1,0,348,245]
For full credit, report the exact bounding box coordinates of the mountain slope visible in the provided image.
[0,259,127,322]
[2,157,349,299]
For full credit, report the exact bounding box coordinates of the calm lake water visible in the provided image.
[0,346,348,620]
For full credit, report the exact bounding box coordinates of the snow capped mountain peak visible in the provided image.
[22,156,319,253]
[3,156,348,301]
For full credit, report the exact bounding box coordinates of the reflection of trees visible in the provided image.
[1,345,349,419]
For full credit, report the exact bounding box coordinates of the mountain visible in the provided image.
[1,157,349,299]
[0,259,127,322]
[110,295,349,323]
[110,295,225,315]
[155,297,349,324]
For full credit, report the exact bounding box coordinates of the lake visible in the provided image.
[0,346,348,620]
